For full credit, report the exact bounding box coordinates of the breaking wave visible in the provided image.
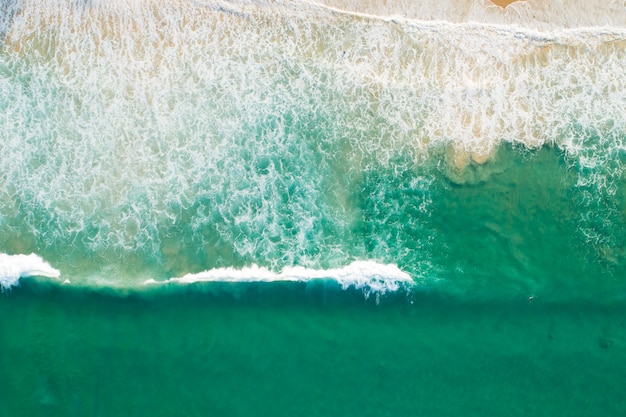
[0,253,60,289]
[145,260,414,297]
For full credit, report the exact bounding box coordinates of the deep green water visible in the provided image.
[2,280,626,417]
[2,0,626,415]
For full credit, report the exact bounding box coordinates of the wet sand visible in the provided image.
[490,0,519,7]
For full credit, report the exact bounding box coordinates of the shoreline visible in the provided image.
[310,0,626,30]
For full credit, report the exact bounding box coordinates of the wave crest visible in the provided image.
[0,253,60,289]
[145,261,414,296]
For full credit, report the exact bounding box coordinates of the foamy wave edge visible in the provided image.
[0,253,61,289]
[145,261,414,295]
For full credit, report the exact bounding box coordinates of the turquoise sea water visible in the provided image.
[2,280,626,417]
[1,0,626,415]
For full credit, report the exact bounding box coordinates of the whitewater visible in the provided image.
[0,0,625,300]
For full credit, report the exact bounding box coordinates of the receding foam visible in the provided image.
[145,261,413,296]
[0,253,61,289]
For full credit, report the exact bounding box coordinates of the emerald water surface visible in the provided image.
[2,279,626,417]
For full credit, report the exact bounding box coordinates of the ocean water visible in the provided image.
[1,0,626,415]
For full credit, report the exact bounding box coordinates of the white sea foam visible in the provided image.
[0,0,625,280]
[145,261,413,296]
[0,253,61,289]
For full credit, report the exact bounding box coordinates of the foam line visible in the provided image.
[0,253,61,289]
[145,261,413,294]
